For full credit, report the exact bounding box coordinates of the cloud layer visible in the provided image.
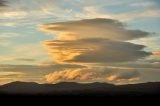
[106,70,140,82]
[0,71,24,85]
[39,18,150,41]
[44,38,151,63]
[40,18,151,64]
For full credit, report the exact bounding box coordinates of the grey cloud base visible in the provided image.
[45,38,151,63]
[0,0,6,7]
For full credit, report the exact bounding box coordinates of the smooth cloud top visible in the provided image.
[39,18,150,41]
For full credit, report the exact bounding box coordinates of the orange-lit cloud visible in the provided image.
[44,67,141,83]
[40,18,150,84]
[153,50,160,56]
[44,68,102,83]
[0,71,25,85]
[106,70,140,82]
[44,38,151,63]
[39,18,151,64]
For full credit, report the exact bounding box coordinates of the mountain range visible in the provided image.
[0,81,160,96]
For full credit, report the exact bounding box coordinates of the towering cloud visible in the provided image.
[40,18,151,64]
[39,18,152,83]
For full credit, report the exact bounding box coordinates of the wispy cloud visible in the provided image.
[13,58,36,62]
[0,22,17,27]
[153,50,160,57]
[0,71,24,77]
[0,71,25,85]
[0,10,27,19]
[0,41,12,46]
[0,33,18,38]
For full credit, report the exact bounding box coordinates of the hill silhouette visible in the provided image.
[0,81,160,96]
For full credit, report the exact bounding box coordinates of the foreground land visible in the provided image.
[0,81,159,104]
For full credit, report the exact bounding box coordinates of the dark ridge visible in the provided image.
[0,81,159,96]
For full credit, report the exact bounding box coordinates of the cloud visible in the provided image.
[44,68,141,83]
[39,18,153,84]
[0,64,85,84]
[0,33,18,38]
[0,64,85,73]
[0,11,28,19]
[74,5,160,22]
[0,41,12,46]
[0,0,6,7]
[39,18,150,41]
[106,70,140,82]
[0,64,158,85]
[0,71,25,85]
[0,71,24,77]
[153,50,160,56]
[115,8,160,21]
[44,68,101,83]
[13,58,36,62]
[44,38,151,63]
[39,18,151,64]
[106,62,160,70]
[0,22,17,27]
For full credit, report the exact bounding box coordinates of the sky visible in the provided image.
[0,0,160,85]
